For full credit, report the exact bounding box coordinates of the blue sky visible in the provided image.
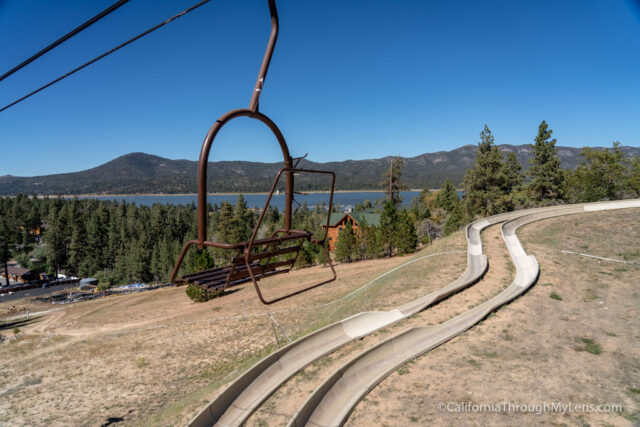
[1,0,639,177]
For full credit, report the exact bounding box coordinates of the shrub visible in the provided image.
[578,337,602,355]
[186,283,219,302]
[549,291,562,300]
[96,283,111,292]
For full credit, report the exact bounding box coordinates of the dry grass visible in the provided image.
[3,208,637,426]
[0,231,466,426]
[347,208,640,426]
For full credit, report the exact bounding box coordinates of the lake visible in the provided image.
[75,191,423,210]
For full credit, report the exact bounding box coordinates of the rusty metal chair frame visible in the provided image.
[170,0,337,304]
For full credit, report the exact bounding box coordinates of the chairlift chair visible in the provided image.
[170,0,336,304]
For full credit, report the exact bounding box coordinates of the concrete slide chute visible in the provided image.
[189,211,519,427]
[287,200,640,427]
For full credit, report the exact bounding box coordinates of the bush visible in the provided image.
[577,337,602,355]
[549,291,562,301]
[186,283,219,302]
[96,283,112,292]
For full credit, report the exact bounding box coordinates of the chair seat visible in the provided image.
[177,233,309,292]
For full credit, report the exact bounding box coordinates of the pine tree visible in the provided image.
[0,214,17,287]
[233,195,254,243]
[380,158,408,205]
[443,202,465,236]
[527,120,566,201]
[45,204,69,278]
[462,125,509,216]
[627,156,640,197]
[434,179,459,212]
[396,211,418,254]
[334,222,357,262]
[503,151,523,192]
[68,220,87,276]
[568,142,627,202]
[191,249,214,272]
[379,200,399,256]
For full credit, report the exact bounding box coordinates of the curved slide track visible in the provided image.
[287,199,640,427]
[189,209,526,426]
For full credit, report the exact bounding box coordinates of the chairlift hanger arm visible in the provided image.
[249,0,278,112]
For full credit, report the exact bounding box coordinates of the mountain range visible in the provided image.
[1,144,638,195]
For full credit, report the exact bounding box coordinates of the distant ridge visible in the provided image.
[1,145,638,196]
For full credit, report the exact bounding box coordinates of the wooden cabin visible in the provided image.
[323,211,381,251]
[0,266,39,284]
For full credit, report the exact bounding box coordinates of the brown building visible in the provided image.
[323,211,381,251]
[0,266,40,284]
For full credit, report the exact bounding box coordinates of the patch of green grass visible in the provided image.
[549,291,563,301]
[621,408,640,422]
[479,351,498,358]
[620,249,640,261]
[629,387,640,395]
[13,327,20,334]
[605,331,617,337]
[397,366,410,375]
[540,282,553,287]
[576,337,602,355]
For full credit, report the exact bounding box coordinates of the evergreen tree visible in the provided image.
[503,151,523,192]
[462,125,509,216]
[191,249,214,272]
[0,215,17,287]
[295,241,318,268]
[68,220,87,276]
[232,195,254,243]
[334,222,357,262]
[434,179,459,212]
[444,202,465,236]
[380,158,408,205]
[568,142,627,202]
[396,211,418,254]
[45,204,69,278]
[379,201,399,257]
[527,120,566,201]
[627,156,640,197]
[361,223,383,259]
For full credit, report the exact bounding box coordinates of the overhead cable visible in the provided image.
[0,0,131,83]
[0,0,212,113]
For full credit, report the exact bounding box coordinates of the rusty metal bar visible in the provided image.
[196,110,293,249]
[249,0,278,113]
[245,167,337,304]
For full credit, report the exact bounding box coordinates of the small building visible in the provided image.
[0,266,40,284]
[323,211,381,251]
[28,220,48,237]
[79,278,98,290]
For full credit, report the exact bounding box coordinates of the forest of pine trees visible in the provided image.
[1,121,638,292]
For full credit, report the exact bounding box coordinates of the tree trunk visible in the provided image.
[3,258,8,287]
